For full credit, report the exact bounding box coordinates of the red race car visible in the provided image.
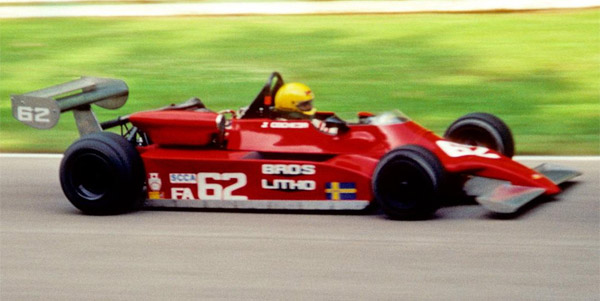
[11,72,580,219]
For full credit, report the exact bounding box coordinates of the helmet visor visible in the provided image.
[296,99,314,112]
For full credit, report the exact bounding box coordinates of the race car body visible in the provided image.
[11,72,580,219]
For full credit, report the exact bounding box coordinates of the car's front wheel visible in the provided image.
[60,132,145,215]
[444,112,515,158]
[372,145,445,220]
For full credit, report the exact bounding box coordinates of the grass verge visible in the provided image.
[1,10,598,154]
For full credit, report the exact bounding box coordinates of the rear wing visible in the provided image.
[11,77,128,136]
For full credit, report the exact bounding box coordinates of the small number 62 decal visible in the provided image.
[16,106,51,123]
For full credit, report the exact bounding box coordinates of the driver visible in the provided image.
[273,83,316,119]
[274,82,338,134]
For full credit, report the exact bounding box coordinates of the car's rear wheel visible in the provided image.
[444,112,514,158]
[60,132,145,215]
[372,145,445,220]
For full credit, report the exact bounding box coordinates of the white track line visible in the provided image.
[0,153,63,159]
[1,153,599,161]
[514,156,600,161]
[1,1,599,19]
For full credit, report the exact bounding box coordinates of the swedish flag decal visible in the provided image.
[325,182,357,200]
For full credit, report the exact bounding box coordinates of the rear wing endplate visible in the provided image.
[11,77,128,136]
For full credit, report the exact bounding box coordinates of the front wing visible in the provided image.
[464,164,581,213]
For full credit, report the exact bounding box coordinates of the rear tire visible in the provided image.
[60,132,145,215]
[372,145,445,220]
[444,112,514,158]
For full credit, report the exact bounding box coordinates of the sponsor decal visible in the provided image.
[261,164,316,191]
[261,164,315,175]
[261,179,316,191]
[325,182,357,200]
[148,173,163,199]
[436,140,500,159]
[260,121,309,129]
[170,173,197,184]
[171,187,196,200]
[148,173,162,191]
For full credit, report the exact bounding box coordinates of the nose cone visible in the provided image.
[530,172,561,195]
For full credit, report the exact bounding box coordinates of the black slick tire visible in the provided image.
[59,132,145,215]
[372,145,445,220]
[444,112,515,158]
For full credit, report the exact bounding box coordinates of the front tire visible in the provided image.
[372,145,445,220]
[444,112,514,158]
[60,132,145,215]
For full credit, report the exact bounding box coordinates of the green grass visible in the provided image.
[1,10,599,154]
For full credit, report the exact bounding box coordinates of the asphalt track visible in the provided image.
[0,156,598,300]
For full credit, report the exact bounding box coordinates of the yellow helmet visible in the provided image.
[274,83,316,116]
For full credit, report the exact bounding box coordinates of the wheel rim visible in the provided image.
[71,153,114,201]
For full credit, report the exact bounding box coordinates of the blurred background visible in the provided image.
[1,1,598,154]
